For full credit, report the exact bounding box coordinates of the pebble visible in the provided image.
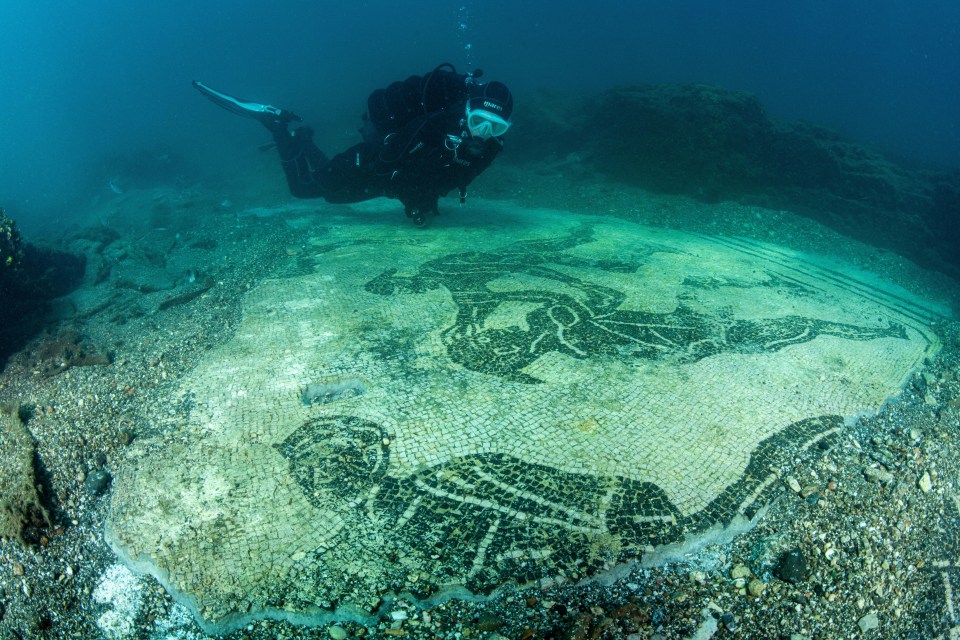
[748,578,766,597]
[863,466,893,485]
[730,564,751,580]
[476,612,502,631]
[858,611,879,633]
[919,471,932,493]
[721,611,737,632]
[84,468,112,496]
[787,476,802,493]
[800,485,818,499]
[328,625,348,640]
[775,549,808,584]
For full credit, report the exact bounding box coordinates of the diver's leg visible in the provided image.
[193,80,327,197]
[272,126,331,198]
[192,81,382,202]
[296,143,386,204]
[274,132,387,202]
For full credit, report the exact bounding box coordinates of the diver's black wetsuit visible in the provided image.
[273,65,502,220]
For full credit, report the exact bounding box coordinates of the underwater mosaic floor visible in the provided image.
[105,201,945,633]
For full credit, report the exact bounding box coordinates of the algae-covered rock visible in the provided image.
[0,207,87,367]
[0,404,51,544]
[0,207,24,272]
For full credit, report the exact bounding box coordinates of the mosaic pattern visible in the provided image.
[277,416,389,502]
[364,227,907,382]
[105,202,945,634]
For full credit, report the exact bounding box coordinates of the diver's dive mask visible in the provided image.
[465,105,511,140]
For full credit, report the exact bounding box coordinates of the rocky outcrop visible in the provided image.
[0,405,51,545]
[511,84,960,276]
[0,209,87,366]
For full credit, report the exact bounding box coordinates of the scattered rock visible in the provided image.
[156,279,214,312]
[328,625,348,640]
[800,485,818,498]
[863,466,894,485]
[919,471,933,493]
[787,476,802,493]
[774,549,808,584]
[730,564,751,580]
[84,468,112,497]
[858,611,879,633]
[748,578,766,597]
[476,612,503,631]
[721,611,737,632]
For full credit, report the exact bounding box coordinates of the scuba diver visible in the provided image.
[194,64,513,227]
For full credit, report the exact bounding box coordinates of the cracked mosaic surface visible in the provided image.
[105,202,945,632]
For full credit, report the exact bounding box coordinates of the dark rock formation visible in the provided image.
[0,210,87,367]
[588,84,775,202]
[511,84,960,276]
